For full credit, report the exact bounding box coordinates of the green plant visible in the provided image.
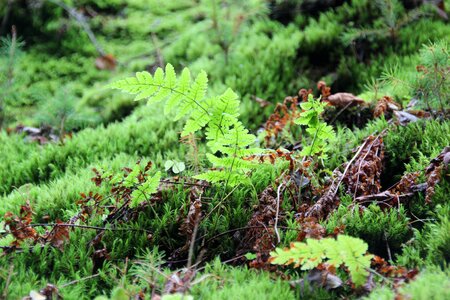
[95,160,161,208]
[110,63,262,187]
[381,40,449,112]
[295,94,335,159]
[164,160,186,174]
[341,0,427,45]
[270,235,373,287]
[34,86,100,143]
[0,29,24,128]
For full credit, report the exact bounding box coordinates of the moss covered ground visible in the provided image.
[0,1,449,299]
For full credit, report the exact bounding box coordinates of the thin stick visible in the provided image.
[334,136,372,198]
[29,223,152,233]
[187,192,203,269]
[60,273,100,288]
[203,184,240,222]
[274,182,284,244]
[2,264,14,299]
[151,32,164,68]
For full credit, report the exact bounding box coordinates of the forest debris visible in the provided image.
[374,96,401,118]
[42,219,70,250]
[303,133,385,219]
[303,170,342,220]
[251,95,271,107]
[354,171,422,204]
[25,284,62,300]
[326,93,366,107]
[371,255,419,284]
[394,111,419,125]
[318,80,365,107]
[424,146,450,203]
[317,81,331,98]
[236,187,279,263]
[290,268,343,291]
[9,124,59,144]
[342,134,385,198]
[264,96,300,146]
[355,146,450,205]
[95,54,117,70]
[163,269,195,294]
[169,185,204,261]
[296,217,326,241]
[4,202,38,247]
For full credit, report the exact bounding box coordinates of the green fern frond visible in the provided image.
[110,64,211,135]
[205,88,241,143]
[111,63,264,186]
[194,170,249,186]
[130,171,161,208]
[270,235,373,287]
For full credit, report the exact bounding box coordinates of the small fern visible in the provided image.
[270,235,373,287]
[110,64,262,186]
[295,94,335,159]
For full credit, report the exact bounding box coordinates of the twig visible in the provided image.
[151,32,164,68]
[60,273,100,288]
[29,223,152,233]
[330,101,353,125]
[334,138,371,198]
[2,264,14,299]
[187,193,203,270]
[274,182,284,244]
[197,225,302,246]
[203,184,240,222]
[384,231,392,262]
[161,179,209,187]
[47,0,106,56]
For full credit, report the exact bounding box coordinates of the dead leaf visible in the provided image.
[95,54,117,70]
[326,93,365,107]
[374,96,401,117]
[251,95,271,108]
[394,111,419,126]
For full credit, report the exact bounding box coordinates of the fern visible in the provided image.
[111,64,210,136]
[270,235,373,287]
[111,63,262,186]
[295,94,335,159]
[130,171,161,208]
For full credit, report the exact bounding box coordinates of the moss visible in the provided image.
[325,201,411,259]
[365,268,450,300]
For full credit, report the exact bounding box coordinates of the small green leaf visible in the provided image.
[164,160,175,171]
[172,161,185,174]
[244,252,257,260]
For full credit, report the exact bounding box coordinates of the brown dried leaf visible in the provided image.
[44,220,70,250]
[374,96,401,118]
[326,93,365,107]
[342,134,385,198]
[237,187,279,259]
[95,54,117,70]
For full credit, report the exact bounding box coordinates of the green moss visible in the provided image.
[325,201,411,259]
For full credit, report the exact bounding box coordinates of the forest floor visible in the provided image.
[0,1,449,299]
